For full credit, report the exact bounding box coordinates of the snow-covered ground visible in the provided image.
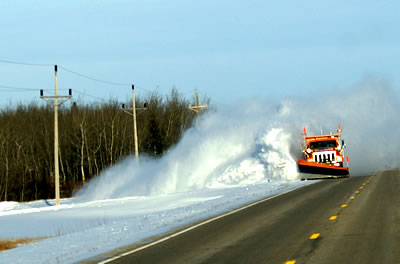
[0,181,312,263]
[1,83,399,263]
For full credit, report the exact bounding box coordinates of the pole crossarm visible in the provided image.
[40,95,72,106]
[189,105,208,113]
[40,95,71,99]
[122,107,147,116]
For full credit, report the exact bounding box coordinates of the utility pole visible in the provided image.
[122,84,147,160]
[132,84,138,159]
[40,65,72,206]
[189,88,208,115]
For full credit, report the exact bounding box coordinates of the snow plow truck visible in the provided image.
[298,125,350,179]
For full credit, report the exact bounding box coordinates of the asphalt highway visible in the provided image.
[89,169,400,264]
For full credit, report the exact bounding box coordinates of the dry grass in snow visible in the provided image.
[0,238,43,252]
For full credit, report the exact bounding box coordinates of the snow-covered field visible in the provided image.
[0,181,312,263]
[1,81,399,263]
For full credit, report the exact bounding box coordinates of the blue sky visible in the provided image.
[0,0,399,106]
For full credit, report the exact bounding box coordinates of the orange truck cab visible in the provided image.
[298,125,350,179]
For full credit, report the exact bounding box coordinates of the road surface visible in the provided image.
[88,169,400,264]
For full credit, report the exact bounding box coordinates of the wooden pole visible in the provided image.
[195,89,200,116]
[40,67,72,206]
[54,65,60,206]
[132,85,139,160]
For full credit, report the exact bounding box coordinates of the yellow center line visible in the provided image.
[283,179,372,264]
[310,233,320,240]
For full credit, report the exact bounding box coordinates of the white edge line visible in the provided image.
[98,184,307,264]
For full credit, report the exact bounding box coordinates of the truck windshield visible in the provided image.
[309,140,337,150]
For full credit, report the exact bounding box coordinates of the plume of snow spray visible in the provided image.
[277,75,400,175]
[77,75,400,201]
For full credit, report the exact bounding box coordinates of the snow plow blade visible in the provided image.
[298,159,350,180]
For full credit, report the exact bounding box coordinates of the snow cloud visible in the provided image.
[77,75,400,201]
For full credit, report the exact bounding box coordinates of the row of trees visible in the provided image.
[0,89,208,202]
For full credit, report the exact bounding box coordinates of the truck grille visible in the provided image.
[313,151,336,163]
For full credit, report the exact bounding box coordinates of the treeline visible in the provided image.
[0,89,207,202]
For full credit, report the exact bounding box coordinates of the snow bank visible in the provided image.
[0,202,20,212]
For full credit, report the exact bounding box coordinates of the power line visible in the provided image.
[58,66,153,93]
[0,89,35,92]
[0,58,52,67]
[133,84,153,93]
[58,65,132,87]
[0,84,41,92]
[74,89,107,102]
[52,65,154,93]
[0,58,153,92]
